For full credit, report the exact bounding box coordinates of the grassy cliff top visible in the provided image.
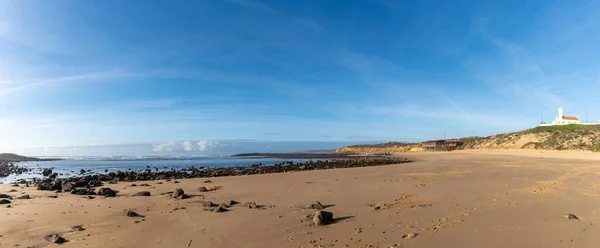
[338,124,600,152]
[0,153,46,162]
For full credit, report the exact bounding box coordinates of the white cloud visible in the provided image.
[196,141,220,151]
[182,141,193,151]
[152,141,175,152]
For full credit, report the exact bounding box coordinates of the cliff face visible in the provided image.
[461,125,600,151]
[336,142,424,154]
[336,125,600,154]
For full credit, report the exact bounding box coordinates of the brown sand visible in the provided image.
[2,150,600,247]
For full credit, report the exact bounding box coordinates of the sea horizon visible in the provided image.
[14,140,407,158]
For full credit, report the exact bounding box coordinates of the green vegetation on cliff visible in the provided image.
[337,124,600,153]
[0,153,48,162]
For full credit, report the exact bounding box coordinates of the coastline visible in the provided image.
[2,150,599,247]
[229,152,366,159]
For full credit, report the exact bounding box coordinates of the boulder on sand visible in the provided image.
[97,188,117,197]
[213,203,228,213]
[126,210,144,217]
[45,234,68,244]
[172,188,188,199]
[133,191,151,197]
[307,201,324,210]
[71,188,96,195]
[61,182,75,192]
[313,210,334,226]
[242,202,258,209]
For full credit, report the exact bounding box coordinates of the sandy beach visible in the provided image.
[2,150,600,248]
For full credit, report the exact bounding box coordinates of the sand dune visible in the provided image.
[2,150,600,247]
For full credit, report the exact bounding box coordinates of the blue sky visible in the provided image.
[2,0,600,155]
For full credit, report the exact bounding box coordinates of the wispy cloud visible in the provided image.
[225,0,330,34]
[225,0,278,13]
[0,70,135,96]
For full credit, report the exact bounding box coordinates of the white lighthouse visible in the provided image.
[549,107,580,125]
[558,107,563,120]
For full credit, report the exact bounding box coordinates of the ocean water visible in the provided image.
[0,156,319,184]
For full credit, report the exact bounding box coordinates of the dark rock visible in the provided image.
[200,201,215,207]
[181,194,190,199]
[71,225,85,232]
[565,213,579,220]
[61,182,75,192]
[11,183,18,187]
[203,180,212,183]
[156,182,163,184]
[140,183,151,187]
[313,210,334,226]
[37,182,52,191]
[307,201,324,210]
[133,191,151,197]
[71,188,96,195]
[0,194,11,199]
[172,188,184,198]
[18,195,30,200]
[130,184,137,187]
[45,234,68,244]
[242,202,258,209]
[80,169,86,174]
[0,199,10,204]
[55,190,62,193]
[48,195,58,198]
[227,200,239,206]
[49,173,58,179]
[197,186,208,192]
[51,180,62,190]
[6,204,11,208]
[97,188,116,197]
[42,168,53,176]
[87,196,95,199]
[213,203,228,212]
[126,211,144,217]
[174,180,180,183]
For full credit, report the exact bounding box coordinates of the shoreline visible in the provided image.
[3,150,599,247]
[230,152,366,159]
[19,157,412,190]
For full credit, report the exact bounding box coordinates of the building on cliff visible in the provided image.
[540,107,580,126]
[421,139,463,151]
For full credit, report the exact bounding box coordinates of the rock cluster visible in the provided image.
[23,157,409,192]
[0,161,30,177]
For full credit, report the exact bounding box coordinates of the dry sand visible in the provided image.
[2,150,600,247]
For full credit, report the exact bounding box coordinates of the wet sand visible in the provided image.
[2,150,600,247]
